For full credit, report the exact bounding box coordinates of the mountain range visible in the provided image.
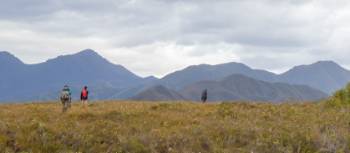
[1,49,349,102]
[157,60,350,95]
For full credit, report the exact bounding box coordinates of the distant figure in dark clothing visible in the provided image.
[201,89,208,103]
[81,86,89,107]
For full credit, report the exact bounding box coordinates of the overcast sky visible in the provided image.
[1,0,350,77]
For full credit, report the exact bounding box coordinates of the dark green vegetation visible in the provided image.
[327,83,350,107]
[0,96,349,153]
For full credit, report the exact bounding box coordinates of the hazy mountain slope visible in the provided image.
[160,62,277,90]
[0,51,24,67]
[131,85,185,101]
[278,61,350,94]
[180,74,328,102]
[0,51,27,101]
[110,76,160,99]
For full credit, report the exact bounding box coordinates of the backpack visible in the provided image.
[60,90,71,101]
[82,89,88,98]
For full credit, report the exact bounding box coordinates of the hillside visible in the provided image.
[0,101,349,152]
[180,74,328,102]
[131,85,185,101]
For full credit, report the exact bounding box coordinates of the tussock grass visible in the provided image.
[0,101,349,153]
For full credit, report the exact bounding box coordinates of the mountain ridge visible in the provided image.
[159,62,277,90]
[0,49,144,102]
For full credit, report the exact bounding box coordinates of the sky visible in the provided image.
[0,0,350,77]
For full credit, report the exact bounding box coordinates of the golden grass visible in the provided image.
[0,101,349,153]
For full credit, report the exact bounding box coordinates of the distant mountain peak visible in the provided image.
[288,60,344,72]
[74,49,102,58]
[222,62,248,66]
[144,76,159,80]
[46,49,107,64]
[0,51,24,65]
[141,76,159,84]
[0,51,17,58]
[187,62,248,69]
[0,51,11,55]
[76,49,99,55]
[314,60,337,64]
[312,60,340,67]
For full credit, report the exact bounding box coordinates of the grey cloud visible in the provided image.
[0,0,350,76]
[1,0,335,47]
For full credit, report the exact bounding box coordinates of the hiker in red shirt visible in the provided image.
[81,86,89,107]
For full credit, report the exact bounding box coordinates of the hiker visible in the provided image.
[201,89,208,103]
[60,85,72,112]
[80,86,89,107]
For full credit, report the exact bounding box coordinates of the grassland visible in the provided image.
[0,100,349,153]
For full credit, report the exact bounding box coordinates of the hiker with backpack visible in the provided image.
[81,86,89,107]
[60,85,72,112]
[201,89,208,103]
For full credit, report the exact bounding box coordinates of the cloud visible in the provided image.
[0,0,350,77]
[99,42,242,77]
